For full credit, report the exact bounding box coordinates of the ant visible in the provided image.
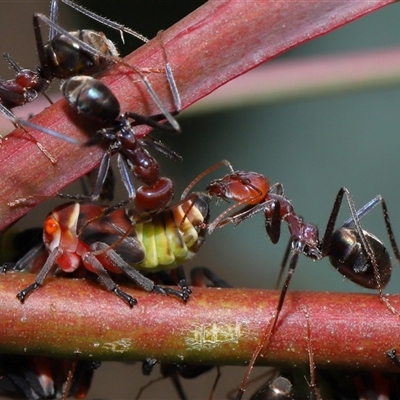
[3,171,211,306]
[199,160,400,399]
[1,0,180,161]
[9,75,183,215]
[61,75,181,210]
[138,266,230,400]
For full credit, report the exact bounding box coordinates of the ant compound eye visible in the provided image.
[44,217,59,235]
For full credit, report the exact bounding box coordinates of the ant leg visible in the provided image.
[0,105,65,164]
[16,247,61,303]
[125,111,179,133]
[265,199,281,244]
[236,250,301,400]
[49,0,59,41]
[89,242,190,303]
[275,239,291,289]
[208,199,277,234]
[84,167,115,202]
[301,305,321,400]
[342,195,400,264]
[158,30,182,113]
[116,153,136,200]
[5,115,80,144]
[61,353,79,400]
[142,135,182,162]
[1,242,45,273]
[82,249,137,307]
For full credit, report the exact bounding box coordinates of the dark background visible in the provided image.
[1,1,400,398]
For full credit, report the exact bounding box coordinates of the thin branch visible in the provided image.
[0,273,399,371]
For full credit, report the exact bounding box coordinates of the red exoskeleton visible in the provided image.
[200,160,400,399]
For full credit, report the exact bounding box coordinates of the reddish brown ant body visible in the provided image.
[201,160,400,399]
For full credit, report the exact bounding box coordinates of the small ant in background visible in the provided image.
[196,160,400,399]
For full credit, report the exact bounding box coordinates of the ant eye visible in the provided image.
[44,218,59,235]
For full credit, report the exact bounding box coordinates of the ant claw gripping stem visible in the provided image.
[113,287,137,308]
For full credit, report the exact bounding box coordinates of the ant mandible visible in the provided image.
[201,160,400,399]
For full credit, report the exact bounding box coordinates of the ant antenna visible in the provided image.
[180,159,233,200]
[58,0,149,44]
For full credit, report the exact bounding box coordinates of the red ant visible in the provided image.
[3,177,211,306]
[1,0,180,161]
[199,160,400,399]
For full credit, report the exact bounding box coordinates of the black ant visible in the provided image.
[199,160,400,399]
[61,75,181,211]
[1,0,180,161]
[10,74,183,215]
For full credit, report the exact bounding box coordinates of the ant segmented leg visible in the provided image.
[301,305,321,400]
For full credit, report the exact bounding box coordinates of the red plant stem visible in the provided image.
[0,273,399,371]
[0,0,396,230]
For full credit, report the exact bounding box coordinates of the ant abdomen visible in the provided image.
[61,76,120,121]
[45,30,117,79]
[329,227,391,289]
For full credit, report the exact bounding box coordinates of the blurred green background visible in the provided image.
[1,1,400,398]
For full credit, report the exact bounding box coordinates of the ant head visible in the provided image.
[207,171,269,206]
